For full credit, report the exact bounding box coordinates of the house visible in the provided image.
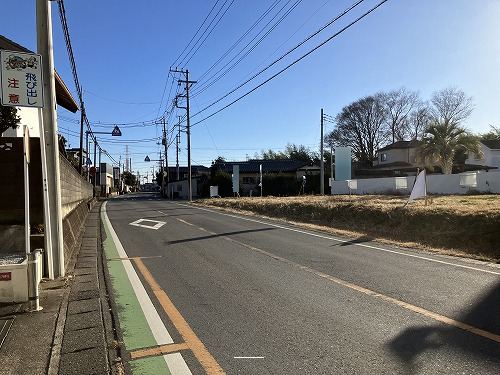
[214,159,320,195]
[166,165,210,181]
[372,140,424,176]
[1,34,79,137]
[465,140,500,170]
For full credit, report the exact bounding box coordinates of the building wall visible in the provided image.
[0,137,43,225]
[466,143,500,169]
[0,137,93,225]
[1,106,40,137]
[331,170,500,195]
[166,178,199,198]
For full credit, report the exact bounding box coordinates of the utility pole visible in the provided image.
[78,98,84,175]
[98,146,102,190]
[163,116,169,196]
[171,68,196,201]
[37,0,64,277]
[320,108,325,195]
[176,116,181,181]
[93,137,97,187]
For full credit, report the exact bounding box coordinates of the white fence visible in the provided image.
[331,170,500,195]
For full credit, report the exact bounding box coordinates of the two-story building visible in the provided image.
[372,140,424,176]
[465,139,500,170]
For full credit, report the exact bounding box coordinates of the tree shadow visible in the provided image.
[387,280,500,373]
[165,227,277,245]
[331,235,374,247]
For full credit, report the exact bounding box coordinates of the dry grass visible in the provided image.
[194,194,500,262]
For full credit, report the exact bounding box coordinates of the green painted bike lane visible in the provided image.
[101,204,172,375]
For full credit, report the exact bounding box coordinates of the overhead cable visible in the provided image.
[192,0,388,126]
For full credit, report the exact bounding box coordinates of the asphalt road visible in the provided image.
[103,192,500,375]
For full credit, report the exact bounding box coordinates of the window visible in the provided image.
[381,153,387,162]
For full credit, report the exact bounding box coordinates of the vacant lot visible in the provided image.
[195,195,500,262]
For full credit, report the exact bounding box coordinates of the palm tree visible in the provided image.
[416,119,482,174]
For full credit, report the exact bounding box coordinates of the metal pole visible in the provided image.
[23,126,30,257]
[37,0,65,277]
[27,249,43,312]
[320,108,324,195]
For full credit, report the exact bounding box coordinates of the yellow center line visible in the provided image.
[131,343,190,360]
[133,258,226,374]
[177,218,500,344]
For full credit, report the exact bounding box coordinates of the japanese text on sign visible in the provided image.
[0,50,44,108]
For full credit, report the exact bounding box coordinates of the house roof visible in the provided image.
[481,139,500,150]
[0,34,79,113]
[216,159,314,174]
[166,165,209,173]
[378,140,422,152]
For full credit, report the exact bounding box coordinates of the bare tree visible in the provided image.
[430,86,474,124]
[407,101,432,140]
[327,95,389,167]
[380,88,420,143]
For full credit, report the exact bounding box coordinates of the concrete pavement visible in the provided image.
[0,201,122,374]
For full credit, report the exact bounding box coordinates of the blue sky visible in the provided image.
[2,0,499,181]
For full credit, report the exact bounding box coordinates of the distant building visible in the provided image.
[466,139,500,170]
[213,159,320,195]
[372,140,424,176]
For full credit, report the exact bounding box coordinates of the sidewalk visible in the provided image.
[0,201,121,374]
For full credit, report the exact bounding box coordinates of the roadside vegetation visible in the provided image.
[195,194,500,262]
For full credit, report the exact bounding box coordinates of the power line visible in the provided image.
[192,0,303,97]
[170,0,222,68]
[178,0,235,68]
[191,0,366,119]
[192,0,387,127]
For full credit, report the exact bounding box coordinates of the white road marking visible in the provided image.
[130,218,166,230]
[164,353,193,375]
[234,356,265,359]
[104,203,193,374]
[180,204,500,276]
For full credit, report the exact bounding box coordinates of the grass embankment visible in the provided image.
[194,195,500,262]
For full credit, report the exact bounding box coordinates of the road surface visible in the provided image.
[101,192,500,374]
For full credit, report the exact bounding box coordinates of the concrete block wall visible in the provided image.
[59,154,93,219]
[331,170,500,195]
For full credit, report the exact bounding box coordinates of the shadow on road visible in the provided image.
[165,227,277,245]
[331,235,374,247]
[387,280,500,373]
